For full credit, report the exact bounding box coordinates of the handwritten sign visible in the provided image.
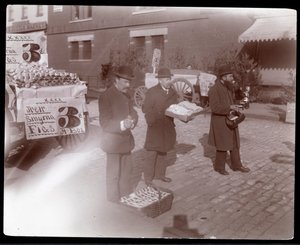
[152,48,161,74]
[6,32,48,70]
[23,97,85,140]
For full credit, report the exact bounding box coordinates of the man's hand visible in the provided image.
[123,115,134,129]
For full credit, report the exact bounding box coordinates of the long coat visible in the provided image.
[142,84,178,153]
[208,79,240,151]
[98,85,138,154]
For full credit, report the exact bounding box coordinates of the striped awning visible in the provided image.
[239,14,297,43]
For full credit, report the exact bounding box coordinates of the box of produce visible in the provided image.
[6,63,83,89]
[165,101,203,122]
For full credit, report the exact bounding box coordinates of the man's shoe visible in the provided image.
[232,166,250,173]
[214,169,229,175]
[160,177,172,182]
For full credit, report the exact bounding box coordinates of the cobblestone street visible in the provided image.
[4,99,295,239]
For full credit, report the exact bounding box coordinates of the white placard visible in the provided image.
[6,32,48,70]
[23,97,85,140]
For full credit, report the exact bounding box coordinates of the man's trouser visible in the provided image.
[106,153,133,202]
[143,150,167,183]
[214,131,243,170]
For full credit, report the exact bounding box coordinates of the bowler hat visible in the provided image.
[156,67,173,78]
[114,66,134,80]
[218,64,233,77]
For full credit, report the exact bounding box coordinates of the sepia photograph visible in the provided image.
[4,5,296,240]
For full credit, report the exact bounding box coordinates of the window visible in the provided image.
[70,42,79,60]
[134,36,146,56]
[71,5,92,21]
[8,6,14,21]
[21,5,28,19]
[82,40,92,59]
[68,35,93,61]
[37,5,43,17]
[151,35,165,65]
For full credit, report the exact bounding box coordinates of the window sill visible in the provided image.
[69,59,92,62]
[69,18,92,23]
[132,8,166,15]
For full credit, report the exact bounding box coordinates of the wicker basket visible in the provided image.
[120,185,173,218]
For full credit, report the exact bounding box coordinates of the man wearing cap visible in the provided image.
[98,65,138,202]
[208,64,250,175]
[142,67,179,185]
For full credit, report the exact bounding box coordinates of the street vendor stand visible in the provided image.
[5,68,89,156]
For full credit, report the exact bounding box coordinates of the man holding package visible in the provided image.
[142,67,178,185]
[208,64,250,175]
[98,65,138,202]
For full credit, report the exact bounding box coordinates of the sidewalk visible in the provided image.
[4,97,294,239]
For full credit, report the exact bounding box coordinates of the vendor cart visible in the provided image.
[133,69,217,108]
[5,66,89,162]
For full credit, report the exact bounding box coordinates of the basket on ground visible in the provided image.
[120,185,173,218]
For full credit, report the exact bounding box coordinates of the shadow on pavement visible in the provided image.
[270,141,295,165]
[198,133,215,165]
[269,105,286,122]
[162,214,204,238]
[131,143,196,191]
[270,154,294,165]
[283,141,295,152]
[5,137,60,171]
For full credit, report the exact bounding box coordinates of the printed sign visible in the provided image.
[152,48,161,74]
[23,97,85,140]
[198,73,217,96]
[6,32,48,70]
[53,5,63,12]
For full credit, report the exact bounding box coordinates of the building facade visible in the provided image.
[46,6,253,91]
[6,5,48,33]
[6,5,49,68]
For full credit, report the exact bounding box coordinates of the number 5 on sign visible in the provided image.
[152,48,161,74]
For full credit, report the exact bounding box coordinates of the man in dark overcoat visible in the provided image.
[98,65,138,202]
[142,67,178,185]
[208,64,250,175]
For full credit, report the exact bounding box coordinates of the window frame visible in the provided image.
[36,5,44,17]
[68,34,94,61]
[8,6,14,21]
[21,5,28,20]
[70,5,92,22]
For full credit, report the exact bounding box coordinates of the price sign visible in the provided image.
[6,32,48,70]
[23,97,85,140]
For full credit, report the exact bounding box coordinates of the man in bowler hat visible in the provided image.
[208,64,250,175]
[98,65,138,202]
[142,67,178,185]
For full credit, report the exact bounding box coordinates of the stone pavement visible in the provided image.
[3,99,295,239]
[86,99,295,239]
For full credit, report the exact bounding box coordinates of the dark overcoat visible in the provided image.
[98,85,138,153]
[142,84,178,153]
[208,79,240,151]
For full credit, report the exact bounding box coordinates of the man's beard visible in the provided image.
[224,80,235,91]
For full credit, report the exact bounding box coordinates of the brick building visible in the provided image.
[46,6,254,92]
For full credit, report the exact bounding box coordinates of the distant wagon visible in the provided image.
[133,69,217,109]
